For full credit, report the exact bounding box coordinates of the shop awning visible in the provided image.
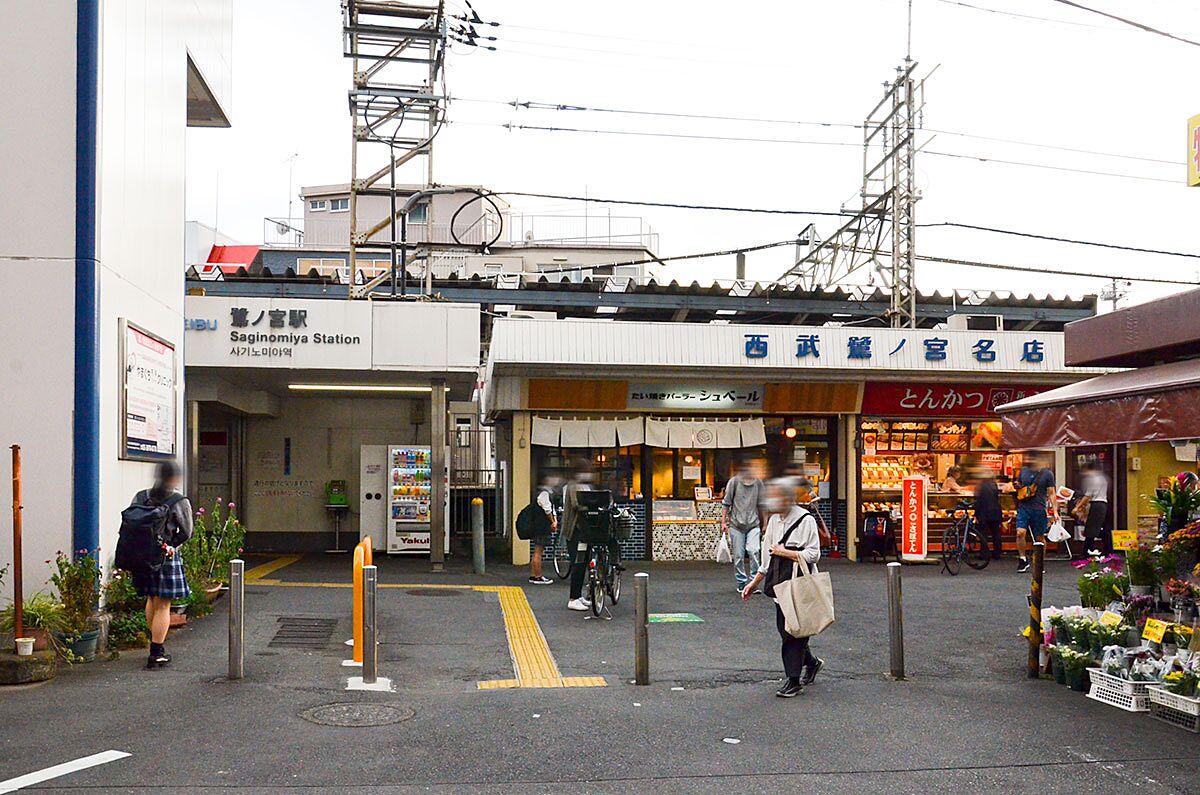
[996,358,1200,448]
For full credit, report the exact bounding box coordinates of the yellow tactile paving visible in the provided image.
[248,563,604,689]
[243,554,302,582]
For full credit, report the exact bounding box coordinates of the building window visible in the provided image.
[330,198,349,212]
[309,199,327,212]
[408,203,427,224]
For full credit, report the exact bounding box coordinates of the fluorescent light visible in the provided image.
[831,312,853,318]
[288,384,449,393]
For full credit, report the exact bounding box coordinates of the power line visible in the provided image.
[911,252,1200,286]
[466,121,1180,184]
[1048,0,1200,48]
[475,190,1200,262]
[931,0,1113,29]
[453,95,1182,166]
[916,221,1200,260]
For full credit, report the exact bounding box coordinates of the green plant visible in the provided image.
[1074,553,1128,608]
[1059,647,1092,673]
[1149,480,1200,531]
[1,592,69,634]
[50,550,100,635]
[181,588,212,619]
[107,611,148,649]
[184,499,246,592]
[103,569,143,614]
[1126,545,1157,587]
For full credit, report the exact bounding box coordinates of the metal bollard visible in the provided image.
[363,565,378,685]
[471,497,485,575]
[634,572,649,685]
[886,562,904,680]
[229,559,244,680]
[1028,541,1045,679]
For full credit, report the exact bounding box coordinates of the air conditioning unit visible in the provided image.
[946,314,1003,331]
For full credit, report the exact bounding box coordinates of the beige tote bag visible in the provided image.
[775,557,835,638]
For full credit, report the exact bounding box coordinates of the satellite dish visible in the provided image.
[524,230,535,242]
[275,222,289,235]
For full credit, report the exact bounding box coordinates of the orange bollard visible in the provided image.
[362,535,373,567]
[352,541,365,663]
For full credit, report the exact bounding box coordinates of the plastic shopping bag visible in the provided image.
[1047,521,1070,543]
[715,534,732,564]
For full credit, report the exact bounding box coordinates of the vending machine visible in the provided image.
[388,445,432,554]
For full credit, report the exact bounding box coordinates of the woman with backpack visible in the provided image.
[739,478,823,698]
[129,461,194,669]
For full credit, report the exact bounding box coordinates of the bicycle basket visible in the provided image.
[575,490,615,544]
[613,507,636,541]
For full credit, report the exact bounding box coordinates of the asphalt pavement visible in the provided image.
[1,552,1197,794]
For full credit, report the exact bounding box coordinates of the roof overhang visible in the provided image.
[186,55,230,128]
[1065,288,1200,368]
[996,358,1200,447]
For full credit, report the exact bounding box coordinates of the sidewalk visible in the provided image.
[0,554,1194,793]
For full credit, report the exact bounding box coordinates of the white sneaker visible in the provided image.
[567,598,591,611]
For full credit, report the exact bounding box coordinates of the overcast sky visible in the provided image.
[185,0,1200,309]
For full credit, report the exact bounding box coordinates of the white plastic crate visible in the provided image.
[1085,668,1153,697]
[1148,686,1200,733]
[1087,680,1149,712]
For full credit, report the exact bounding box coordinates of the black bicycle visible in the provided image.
[941,500,990,575]
[551,526,573,580]
[572,491,628,616]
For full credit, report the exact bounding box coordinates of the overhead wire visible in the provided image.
[1047,0,1200,48]
[459,121,1180,184]
[930,0,1114,28]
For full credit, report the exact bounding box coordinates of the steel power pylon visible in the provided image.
[780,63,926,328]
[343,0,448,295]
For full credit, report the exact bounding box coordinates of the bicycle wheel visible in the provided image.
[589,567,605,617]
[609,560,622,605]
[965,526,990,570]
[552,532,572,580]
[941,527,961,576]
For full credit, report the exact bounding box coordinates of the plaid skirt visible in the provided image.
[132,551,191,600]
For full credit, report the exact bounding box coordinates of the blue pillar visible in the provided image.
[73,0,100,558]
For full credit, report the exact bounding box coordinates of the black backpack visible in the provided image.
[115,492,184,575]
[515,501,552,541]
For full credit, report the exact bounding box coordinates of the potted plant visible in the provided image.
[1060,648,1092,692]
[1,592,69,651]
[50,550,101,662]
[1073,553,1128,608]
[102,570,148,649]
[1126,544,1157,596]
[1165,578,1199,623]
[183,499,246,615]
[1166,522,1200,579]
[1049,645,1067,685]
[1148,475,1200,534]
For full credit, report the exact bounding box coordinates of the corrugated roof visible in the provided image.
[207,245,260,267]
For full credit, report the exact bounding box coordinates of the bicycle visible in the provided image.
[941,500,990,575]
[551,527,573,580]
[573,491,627,617]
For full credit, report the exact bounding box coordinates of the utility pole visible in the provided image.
[1100,277,1130,311]
[778,63,926,328]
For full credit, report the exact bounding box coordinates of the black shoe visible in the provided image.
[1017,558,1030,573]
[146,651,171,670]
[776,680,803,698]
[802,657,824,686]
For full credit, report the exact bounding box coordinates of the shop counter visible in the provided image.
[652,500,723,561]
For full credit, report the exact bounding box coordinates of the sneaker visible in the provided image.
[775,680,803,698]
[1017,558,1030,573]
[146,652,171,670]
[802,657,824,686]
[528,576,554,585]
[567,598,591,611]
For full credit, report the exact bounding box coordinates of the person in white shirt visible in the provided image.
[740,478,824,698]
[528,485,558,585]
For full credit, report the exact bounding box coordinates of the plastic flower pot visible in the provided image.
[14,637,34,656]
[1052,653,1067,685]
[55,629,100,663]
[1067,667,1089,693]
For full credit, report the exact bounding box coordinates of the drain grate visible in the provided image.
[269,617,339,649]
[300,702,414,727]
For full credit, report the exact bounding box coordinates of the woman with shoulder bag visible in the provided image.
[740,478,823,698]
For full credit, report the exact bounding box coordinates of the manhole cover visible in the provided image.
[405,588,464,597]
[300,703,414,727]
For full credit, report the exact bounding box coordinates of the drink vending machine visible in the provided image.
[359,444,449,555]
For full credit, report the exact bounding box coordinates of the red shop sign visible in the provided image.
[901,476,927,560]
[862,382,1049,417]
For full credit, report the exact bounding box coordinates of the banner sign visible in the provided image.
[628,383,763,411]
[120,320,177,461]
[1189,112,1200,188]
[901,476,927,561]
[862,382,1049,417]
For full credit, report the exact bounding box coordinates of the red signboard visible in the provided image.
[901,476,927,560]
[862,382,1049,417]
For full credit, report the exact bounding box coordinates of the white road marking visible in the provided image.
[1065,748,1174,793]
[0,750,130,794]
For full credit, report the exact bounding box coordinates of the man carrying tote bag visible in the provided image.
[740,478,831,698]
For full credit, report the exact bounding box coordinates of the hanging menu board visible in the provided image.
[861,420,931,454]
[930,421,969,452]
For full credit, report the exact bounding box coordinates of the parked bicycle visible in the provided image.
[941,500,990,575]
[572,490,630,616]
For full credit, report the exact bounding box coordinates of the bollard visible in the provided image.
[352,542,365,663]
[229,559,244,680]
[362,565,378,685]
[362,535,373,566]
[471,497,485,575]
[1028,541,1045,679]
[634,572,649,685]
[886,562,905,680]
